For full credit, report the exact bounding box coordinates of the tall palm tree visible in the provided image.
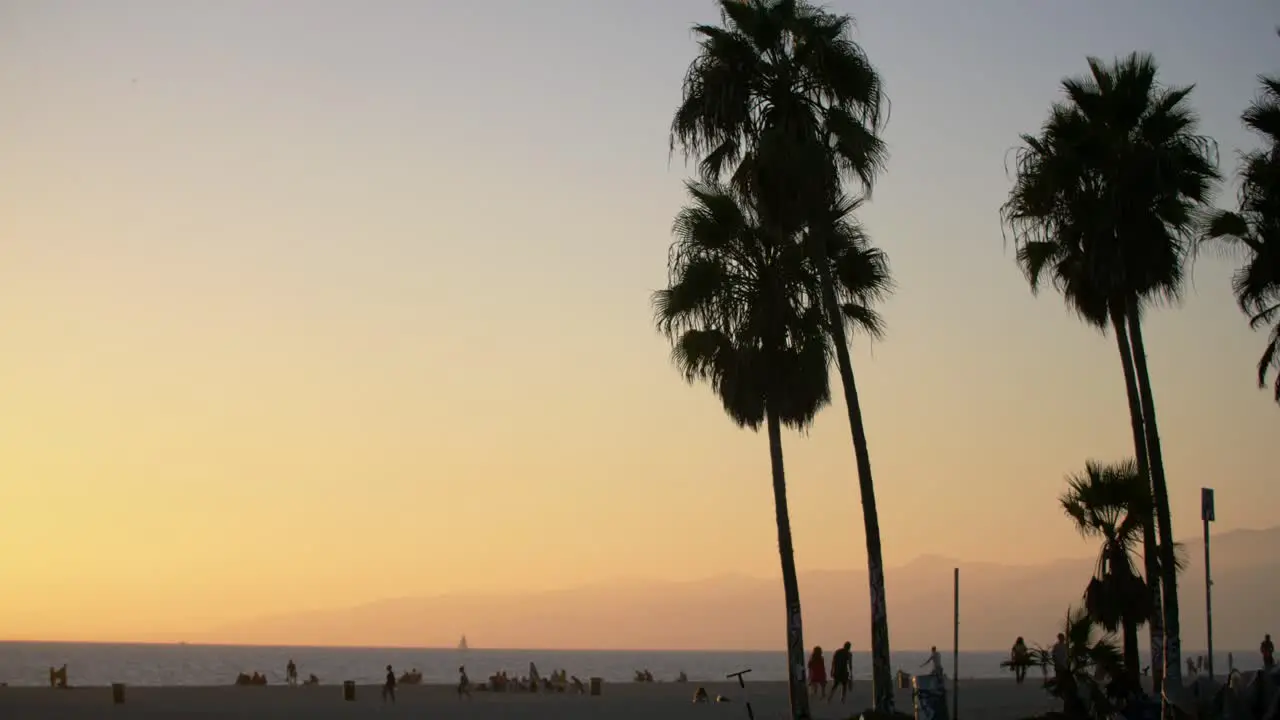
[1204,43,1280,402]
[669,1,897,708]
[1003,104,1171,696]
[1002,53,1219,699]
[1059,459,1153,686]
[654,181,878,720]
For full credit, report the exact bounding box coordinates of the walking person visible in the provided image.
[286,659,297,687]
[382,665,397,703]
[806,646,827,698]
[1262,634,1275,670]
[1011,637,1029,684]
[828,641,853,703]
[458,665,472,699]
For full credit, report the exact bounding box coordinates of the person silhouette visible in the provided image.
[382,665,396,703]
[1011,637,1029,684]
[807,646,827,698]
[828,641,852,703]
[458,665,472,699]
[921,646,944,679]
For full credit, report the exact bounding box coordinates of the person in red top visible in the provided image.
[807,646,828,697]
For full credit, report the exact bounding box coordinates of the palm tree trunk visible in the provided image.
[766,406,812,720]
[1110,308,1164,695]
[1125,299,1183,700]
[812,254,894,713]
[1122,616,1141,688]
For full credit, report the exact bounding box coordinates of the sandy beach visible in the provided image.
[0,680,1061,719]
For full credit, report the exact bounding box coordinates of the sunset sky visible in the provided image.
[2,0,1277,644]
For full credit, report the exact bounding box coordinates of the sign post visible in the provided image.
[953,567,959,720]
[1201,487,1215,680]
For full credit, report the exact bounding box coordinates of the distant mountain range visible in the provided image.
[198,526,1279,651]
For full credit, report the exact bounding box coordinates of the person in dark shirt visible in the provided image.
[382,664,396,703]
[1263,634,1275,669]
[828,641,853,703]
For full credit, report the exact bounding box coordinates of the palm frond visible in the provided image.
[654,180,836,432]
[1209,49,1280,405]
[1003,52,1220,334]
[671,0,887,208]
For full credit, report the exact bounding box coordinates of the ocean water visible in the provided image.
[0,643,1262,687]
[0,643,997,687]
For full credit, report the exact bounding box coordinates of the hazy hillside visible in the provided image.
[197,527,1279,651]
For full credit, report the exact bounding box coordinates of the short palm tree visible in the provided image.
[1204,43,1280,402]
[1029,607,1127,720]
[1059,459,1153,686]
[653,181,828,720]
[1002,53,1219,697]
[670,1,897,708]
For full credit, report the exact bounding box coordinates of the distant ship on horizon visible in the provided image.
[458,635,468,651]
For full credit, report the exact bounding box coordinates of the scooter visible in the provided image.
[726,668,755,720]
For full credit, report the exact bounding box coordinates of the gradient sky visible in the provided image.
[2,0,1277,644]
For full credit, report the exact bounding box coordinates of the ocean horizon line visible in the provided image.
[0,639,1253,655]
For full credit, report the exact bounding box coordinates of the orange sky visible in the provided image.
[2,1,1277,644]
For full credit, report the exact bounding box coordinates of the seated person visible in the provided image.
[693,686,710,703]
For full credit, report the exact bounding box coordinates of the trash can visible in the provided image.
[912,674,948,720]
[589,677,602,696]
[342,680,355,701]
[111,683,126,704]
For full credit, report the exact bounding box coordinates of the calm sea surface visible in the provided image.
[0,643,1260,687]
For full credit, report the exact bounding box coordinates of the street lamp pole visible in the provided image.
[1201,487,1215,680]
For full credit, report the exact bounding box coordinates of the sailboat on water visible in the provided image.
[458,635,468,651]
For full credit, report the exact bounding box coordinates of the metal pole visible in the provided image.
[1201,487,1215,681]
[1204,515,1214,680]
[953,567,959,720]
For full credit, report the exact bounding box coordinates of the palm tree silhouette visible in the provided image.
[669,1,897,708]
[1002,53,1219,700]
[654,181,824,720]
[1204,35,1280,403]
[653,181,886,720]
[1059,459,1154,686]
[1030,607,1126,719]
